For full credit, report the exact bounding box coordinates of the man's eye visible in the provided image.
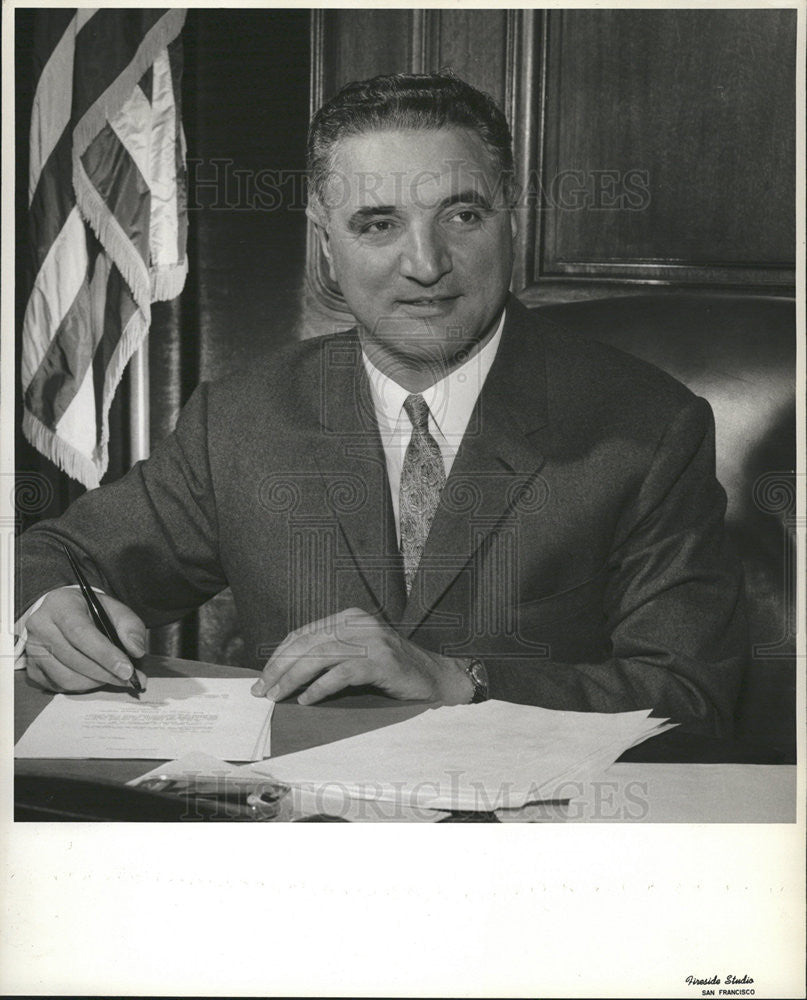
[361,220,395,235]
[448,209,483,226]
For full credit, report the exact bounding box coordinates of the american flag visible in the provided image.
[21,8,188,489]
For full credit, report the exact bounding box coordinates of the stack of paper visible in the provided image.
[14,678,274,762]
[246,700,674,811]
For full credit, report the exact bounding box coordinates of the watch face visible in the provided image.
[467,660,488,702]
[469,662,485,686]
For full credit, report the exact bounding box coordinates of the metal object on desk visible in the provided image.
[15,773,291,822]
[137,775,291,821]
[15,774,201,822]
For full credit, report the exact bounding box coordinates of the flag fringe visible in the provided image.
[98,308,149,458]
[73,178,153,310]
[23,308,150,491]
[22,410,101,491]
[151,259,188,302]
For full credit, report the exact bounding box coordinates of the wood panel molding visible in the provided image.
[526,9,796,301]
[508,9,541,295]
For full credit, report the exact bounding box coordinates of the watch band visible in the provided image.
[464,658,489,703]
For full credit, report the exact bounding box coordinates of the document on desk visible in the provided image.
[14,678,274,762]
[246,700,675,811]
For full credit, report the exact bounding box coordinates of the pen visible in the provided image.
[59,541,143,697]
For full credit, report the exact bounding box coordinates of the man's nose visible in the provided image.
[398,225,452,284]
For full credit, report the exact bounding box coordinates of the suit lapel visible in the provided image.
[305,300,551,632]
[401,299,550,633]
[309,335,407,622]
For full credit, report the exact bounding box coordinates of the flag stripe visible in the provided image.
[139,64,154,104]
[29,13,77,203]
[109,80,154,190]
[95,266,139,443]
[53,361,101,464]
[26,222,142,431]
[30,9,75,93]
[71,10,168,124]
[29,125,76,271]
[70,9,187,314]
[101,264,138,374]
[21,206,89,391]
[168,39,188,264]
[148,50,179,270]
[25,253,105,427]
[74,9,98,34]
[81,123,152,266]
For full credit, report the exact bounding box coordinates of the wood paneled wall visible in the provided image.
[305,7,796,325]
[537,9,795,298]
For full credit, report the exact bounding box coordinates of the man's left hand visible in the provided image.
[251,607,473,705]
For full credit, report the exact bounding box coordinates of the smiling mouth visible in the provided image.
[396,295,459,307]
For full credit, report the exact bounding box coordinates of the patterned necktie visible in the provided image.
[399,394,446,594]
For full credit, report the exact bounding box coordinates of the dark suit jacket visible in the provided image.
[18,297,747,735]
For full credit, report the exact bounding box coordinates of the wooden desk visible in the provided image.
[14,655,797,822]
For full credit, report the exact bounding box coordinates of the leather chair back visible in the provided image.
[533,293,796,758]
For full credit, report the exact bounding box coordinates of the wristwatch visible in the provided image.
[464,658,489,703]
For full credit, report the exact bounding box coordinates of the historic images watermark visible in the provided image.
[186,158,652,214]
[2,472,54,657]
[163,769,652,822]
[750,471,800,662]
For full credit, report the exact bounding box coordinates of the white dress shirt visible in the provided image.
[361,309,506,542]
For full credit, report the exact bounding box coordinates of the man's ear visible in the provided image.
[306,199,337,282]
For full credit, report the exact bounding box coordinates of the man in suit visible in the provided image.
[17,72,746,735]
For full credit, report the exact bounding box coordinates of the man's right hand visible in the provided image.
[23,587,148,693]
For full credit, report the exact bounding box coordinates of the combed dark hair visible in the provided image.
[307,71,515,208]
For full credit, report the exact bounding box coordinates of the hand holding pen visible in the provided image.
[59,542,144,696]
[21,543,148,696]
